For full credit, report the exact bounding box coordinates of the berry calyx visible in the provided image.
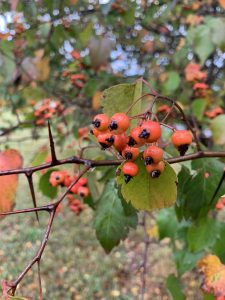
[113,133,129,152]
[139,120,161,143]
[122,146,139,161]
[128,126,145,147]
[171,130,193,156]
[92,114,110,132]
[109,112,130,134]
[97,132,114,149]
[122,161,139,183]
[146,161,165,178]
[143,146,163,165]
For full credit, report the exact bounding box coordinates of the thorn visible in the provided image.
[47,121,57,163]
[26,174,39,223]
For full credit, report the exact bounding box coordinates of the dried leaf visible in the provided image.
[0,149,23,215]
[198,254,225,299]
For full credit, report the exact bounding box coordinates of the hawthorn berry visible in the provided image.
[97,132,114,149]
[143,146,163,165]
[77,177,88,186]
[90,128,101,137]
[49,171,66,187]
[122,161,139,183]
[78,186,89,198]
[92,114,110,132]
[109,112,130,134]
[128,126,145,147]
[113,133,129,152]
[122,146,139,161]
[171,130,192,156]
[139,120,161,143]
[146,161,165,178]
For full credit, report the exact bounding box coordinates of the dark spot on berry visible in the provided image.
[90,129,94,135]
[80,193,84,197]
[99,142,110,149]
[92,119,101,128]
[145,156,154,165]
[124,152,133,160]
[106,136,114,143]
[124,174,132,183]
[128,136,137,146]
[151,170,161,178]
[109,120,118,130]
[55,176,60,180]
[178,144,189,156]
[139,129,150,139]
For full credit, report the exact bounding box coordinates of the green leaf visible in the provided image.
[210,114,225,145]
[191,99,207,122]
[166,274,186,300]
[187,218,220,252]
[211,223,225,259]
[80,22,93,46]
[163,71,181,95]
[123,7,135,26]
[157,208,179,240]
[94,180,137,253]
[117,159,177,211]
[174,249,203,276]
[39,169,58,199]
[187,25,215,64]
[31,148,48,166]
[206,17,225,51]
[101,80,142,117]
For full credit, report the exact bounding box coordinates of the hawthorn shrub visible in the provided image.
[0,1,225,299]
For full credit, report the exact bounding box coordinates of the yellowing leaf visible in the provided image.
[219,0,225,9]
[92,91,102,110]
[198,254,225,298]
[0,149,23,215]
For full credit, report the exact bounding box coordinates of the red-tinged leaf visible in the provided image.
[0,149,23,215]
[198,254,225,299]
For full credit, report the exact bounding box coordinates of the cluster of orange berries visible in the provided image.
[34,99,64,126]
[91,112,193,183]
[49,170,89,215]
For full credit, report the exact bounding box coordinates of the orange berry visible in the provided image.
[92,114,110,132]
[90,128,101,137]
[97,132,114,149]
[128,126,145,147]
[113,133,129,152]
[139,120,161,143]
[77,177,88,186]
[78,186,89,198]
[109,112,130,134]
[122,161,139,183]
[143,146,163,164]
[49,171,66,187]
[146,161,165,178]
[122,146,139,161]
[171,130,193,156]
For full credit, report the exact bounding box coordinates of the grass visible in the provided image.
[0,130,202,300]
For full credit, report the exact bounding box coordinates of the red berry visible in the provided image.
[171,130,192,155]
[70,182,81,194]
[78,186,89,198]
[143,146,163,164]
[216,202,224,210]
[146,161,165,178]
[113,133,129,152]
[90,128,101,137]
[109,112,130,134]
[49,171,66,187]
[77,177,88,186]
[139,120,161,143]
[97,132,114,149]
[122,146,139,161]
[92,114,110,132]
[122,161,139,183]
[128,126,145,147]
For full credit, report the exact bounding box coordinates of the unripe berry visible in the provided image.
[92,114,110,131]
[122,161,139,183]
[97,132,114,149]
[78,186,89,198]
[113,133,129,152]
[122,146,139,161]
[171,130,192,156]
[109,112,130,134]
[139,120,161,143]
[146,161,165,178]
[128,126,145,147]
[143,146,163,165]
